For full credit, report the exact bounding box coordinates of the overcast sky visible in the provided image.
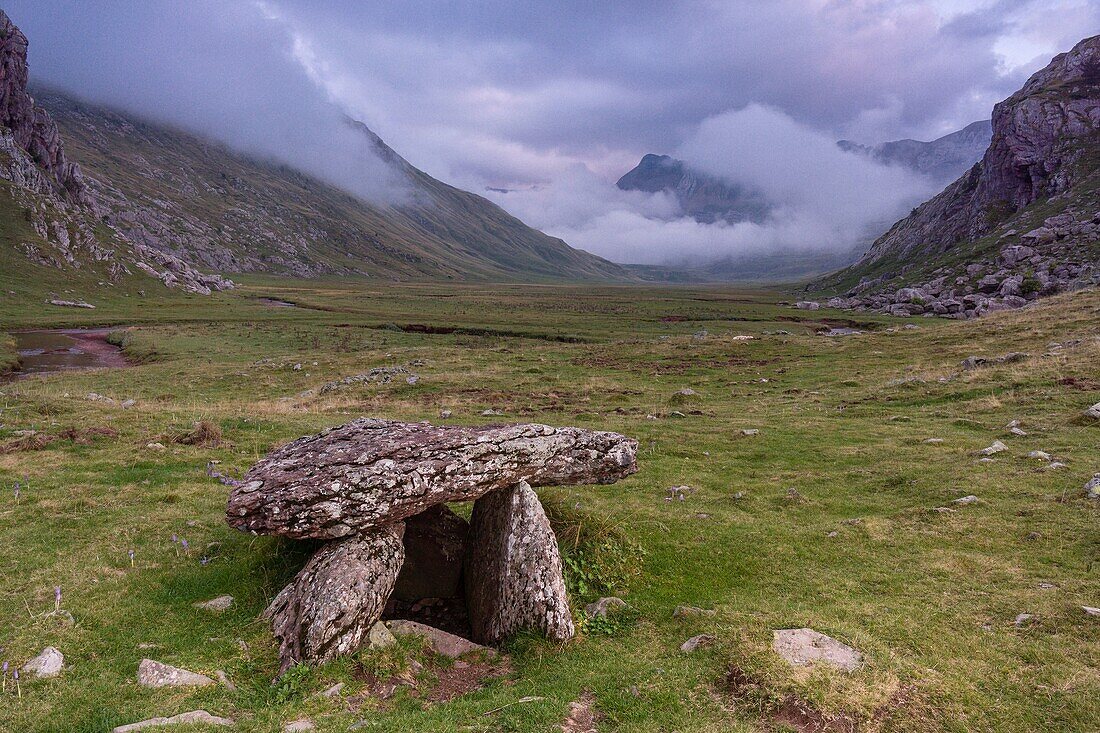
[6,0,1097,265]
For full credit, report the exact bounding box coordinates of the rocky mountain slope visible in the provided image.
[0,11,628,298]
[615,153,770,225]
[837,120,992,182]
[815,34,1100,318]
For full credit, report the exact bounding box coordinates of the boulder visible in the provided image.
[772,628,862,672]
[265,524,405,670]
[22,646,64,678]
[465,481,574,645]
[794,301,820,310]
[227,419,637,540]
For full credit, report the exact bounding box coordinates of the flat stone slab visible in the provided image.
[194,595,234,612]
[227,419,637,539]
[387,619,494,659]
[137,659,215,688]
[773,628,862,672]
[113,710,234,732]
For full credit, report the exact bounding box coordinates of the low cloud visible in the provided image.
[489,105,936,268]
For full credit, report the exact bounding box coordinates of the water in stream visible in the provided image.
[9,328,128,376]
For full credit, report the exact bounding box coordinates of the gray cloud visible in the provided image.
[5,0,1096,267]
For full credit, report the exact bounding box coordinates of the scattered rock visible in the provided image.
[740,429,759,436]
[1084,401,1100,420]
[585,597,627,619]
[923,438,944,444]
[193,595,233,612]
[1009,426,1027,437]
[146,442,166,451]
[665,485,694,502]
[794,301,820,310]
[1014,613,1033,627]
[137,659,215,688]
[368,620,397,650]
[112,711,234,732]
[387,619,494,659]
[439,409,453,419]
[283,721,315,732]
[952,495,979,505]
[1085,474,1100,500]
[215,670,235,691]
[49,298,95,309]
[1026,451,1051,461]
[1083,606,1100,617]
[673,605,716,619]
[680,634,716,653]
[22,646,63,678]
[772,628,862,672]
[480,409,504,416]
[978,440,1007,456]
[317,682,344,698]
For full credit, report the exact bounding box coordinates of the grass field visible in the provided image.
[1,279,1097,732]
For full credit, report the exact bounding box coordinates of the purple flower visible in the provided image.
[2,661,8,673]
[181,539,189,552]
[171,534,178,543]
[55,585,62,610]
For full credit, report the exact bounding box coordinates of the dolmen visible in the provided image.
[225,418,637,670]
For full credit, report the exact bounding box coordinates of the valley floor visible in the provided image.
[0,281,1097,732]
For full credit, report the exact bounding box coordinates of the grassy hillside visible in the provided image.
[40,91,628,284]
[0,282,1097,732]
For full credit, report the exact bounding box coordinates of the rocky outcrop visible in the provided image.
[465,481,574,645]
[821,34,1100,317]
[228,419,638,668]
[0,11,232,294]
[226,419,638,540]
[0,10,86,203]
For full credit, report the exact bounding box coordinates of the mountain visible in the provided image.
[615,153,770,225]
[0,11,628,298]
[816,34,1100,318]
[837,120,992,182]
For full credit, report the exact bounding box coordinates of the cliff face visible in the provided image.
[816,35,1100,319]
[0,10,86,203]
[861,35,1100,265]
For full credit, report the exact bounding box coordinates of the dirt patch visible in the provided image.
[561,691,599,732]
[350,655,512,709]
[722,666,857,733]
[0,425,118,454]
[1057,376,1100,391]
[424,657,512,703]
[0,432,56,454]
[58,426,119,445]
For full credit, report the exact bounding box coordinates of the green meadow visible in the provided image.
[0,280,1097,732]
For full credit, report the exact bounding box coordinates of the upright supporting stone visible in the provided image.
[465,481,574,645]
[265,523,405,670]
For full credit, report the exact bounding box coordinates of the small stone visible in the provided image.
[1084,402,1100,420]
[1009,427,1027,437]
[317,682,344,698]
[367,620,397,649]
[1045,462,1067,471]
[1026,451,1051,461]
[952,495,979,505]
[480,409,503,416]
[137,659,215,688]
[923,438,944,444]
[1038,582,1057,589]
[1083,606,1100,617]
[284,721,315,732]
[680,634,716,653]
[668,411,686,418]
[439,409,452,419]
[22,647,64,678]
[673,605,716,619]
[784,488,805,502]
[978,441,1007,456]
[194,595,234,612]
[146,442,166,451]
[112,711,234,732]
[121,399,136,409]
[740,429,760,436]
[1085,474,1100,500]
[772,628,862,672]
[977,457,995,463]
[826,531,839,537]
[673,388,698,397]
[453,660,469,669]
[1026,532,1042,540]
[215,670,236,691]
[585,597,628,619]
[1014,613,1033,627]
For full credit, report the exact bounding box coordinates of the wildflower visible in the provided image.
[2,661,7,693]
[128,549,136,567]
[13,668,19,698]
[54,585,62,611]
[180,539,190,554]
